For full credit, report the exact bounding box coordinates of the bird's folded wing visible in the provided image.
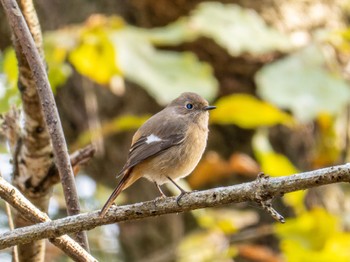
[116,133,185,178]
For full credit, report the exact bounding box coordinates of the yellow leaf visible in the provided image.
[197,209,237,234]
[253,130,305,212]
[257,151,306,211]
[3,48,18,86]
[211,94,293,128]
[276,208,338,250]
[256,151,298,177]
[283,191,306,214]
[311,113,340,168]
[195,208,258,234]
[69,26,122,84]
[276,208,350,262]
[72,114,149,149]
[112,114,150,131]
[324,234,350,261]
[0,48,21,113]
[177,230,236,261]
[44,44,72,92]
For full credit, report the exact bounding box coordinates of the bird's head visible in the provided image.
[168,92,216,119]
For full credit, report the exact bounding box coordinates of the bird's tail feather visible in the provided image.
[99,170,131,217]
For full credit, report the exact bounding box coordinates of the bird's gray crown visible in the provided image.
[168,92,209,111]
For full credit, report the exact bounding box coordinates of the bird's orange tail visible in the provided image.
[99,170,131,217]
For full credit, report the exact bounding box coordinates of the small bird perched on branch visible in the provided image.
[100,92,216,217]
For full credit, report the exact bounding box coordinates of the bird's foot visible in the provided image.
[155,194,166,201]
[176,190,189,206]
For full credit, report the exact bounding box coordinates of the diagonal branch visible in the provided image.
[4,0,56,258]
[0,163,349,249]
[33,144,96,191]
[0,0,89,250]
[0,175,97,261]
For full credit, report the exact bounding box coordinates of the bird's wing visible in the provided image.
[116,115,187,177]
[116,133,185,177]
[101,123,186,216]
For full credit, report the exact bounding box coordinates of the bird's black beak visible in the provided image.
[203,105,216,111]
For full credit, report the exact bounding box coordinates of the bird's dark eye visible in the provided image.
[186,103,193,110]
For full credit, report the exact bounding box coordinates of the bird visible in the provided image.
[99,92,216,217]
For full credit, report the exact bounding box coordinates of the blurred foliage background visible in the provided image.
[1,0,350,261]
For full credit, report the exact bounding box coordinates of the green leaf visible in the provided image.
[44,16,218,103]
[189,2,292,55]
[139,19,197,46]
[210,94,293,128]
[142,2,292,55]
[111,28,218,104]
[0,145,7,154]
[256,45,350,122]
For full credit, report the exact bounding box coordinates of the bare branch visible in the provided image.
[0,0,89,249]
[37,145,96,189]
[254,173,285,223]
[0,176,97,261]
[0,108,20,155]
[49,237,96,262]
[3,0,53,258]
[0,171,18,262]
[1,163,349,249]
[19,0,44,59]
[5,203,18,262]
[70,144,96,167]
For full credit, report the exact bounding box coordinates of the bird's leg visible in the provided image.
[154,182,167,198]
[166,176,188,205]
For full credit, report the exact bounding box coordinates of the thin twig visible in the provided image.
[0,176,97,261]
[19,0,44,58]
[0,171,18,262]
[254,173,285,223]
[341,105,350,162]
[82,79,104,155]
[41,144,96,188]
[0,0,89,250]
[230,224,274,244]
[70,144,96,167]
[5,203,18,262]
[0,163,349,249]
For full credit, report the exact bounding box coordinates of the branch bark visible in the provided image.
[1,163,349,249]
[33,144,96,191]
[0,175,97,261]
[5,0,54,259]
[0,0,89,250]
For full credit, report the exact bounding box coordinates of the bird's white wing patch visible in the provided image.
[146,134,162,144]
